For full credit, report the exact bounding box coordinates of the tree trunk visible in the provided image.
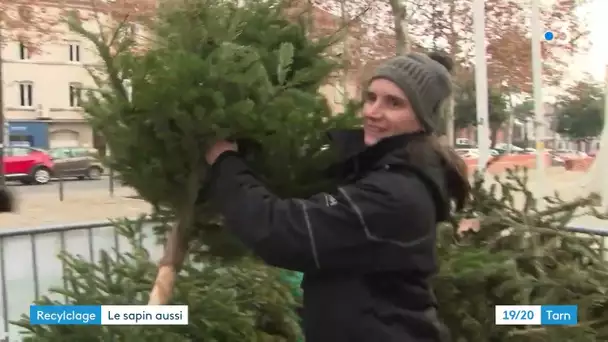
[523,121,529,147]
[490,125,499,148]
[506,92,515,153]
[445,96,455,145]
[339,0,349,105]
[388,0,410,55]
[506,113,514,152]
[148,170,200,305]
[148,221,189,304]
[306,0,314,30]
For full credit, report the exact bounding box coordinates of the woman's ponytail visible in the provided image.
[430,136,470,211]
[426,51,470,210]
[404,135,470,212]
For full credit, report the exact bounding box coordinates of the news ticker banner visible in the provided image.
[495,305,577,325]
[30,305,188,325]
[30,304,576,326]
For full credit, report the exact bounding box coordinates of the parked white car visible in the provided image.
[494,143,524,153]
[455,148,479,159]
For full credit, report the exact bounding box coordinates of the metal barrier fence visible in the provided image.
[0,221,606,341]
[0,220,163,341]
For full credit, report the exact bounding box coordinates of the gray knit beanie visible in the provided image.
[370,52,453,133]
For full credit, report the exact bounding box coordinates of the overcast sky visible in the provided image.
[313,0,607,85]
[574,0,607,81]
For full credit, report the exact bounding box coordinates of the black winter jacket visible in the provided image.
[207,129,451,342]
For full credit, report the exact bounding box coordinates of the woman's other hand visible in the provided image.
[458,218,480,234]
[205,140,238,165]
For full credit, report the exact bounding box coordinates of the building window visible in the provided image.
[19,42,30,60]
[19,82,33,107]
[128,23,138,37]
[333,83,346,104]
[9,136,34,148]
[69,44,80,62]
[18,6,33,23]
[69,83,82,107]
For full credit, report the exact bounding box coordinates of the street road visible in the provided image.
[6,177,117,195]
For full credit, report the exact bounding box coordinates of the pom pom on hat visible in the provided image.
[427,51,454,73]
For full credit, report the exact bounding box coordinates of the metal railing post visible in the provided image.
[58,174,64,201]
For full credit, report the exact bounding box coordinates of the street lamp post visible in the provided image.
[531,0,546,189]
[473,0,490,172]
[0,26,5,187]
[599,65,608,207]
[581,66,608,206]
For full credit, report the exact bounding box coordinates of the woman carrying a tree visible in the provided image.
[204,52,468,341]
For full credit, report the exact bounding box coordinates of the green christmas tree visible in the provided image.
[13,0,357,340]
[434,168,608,341]
[14,217,302,341]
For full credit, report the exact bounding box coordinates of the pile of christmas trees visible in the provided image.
[435,169,608,341]
[12,0,608,340]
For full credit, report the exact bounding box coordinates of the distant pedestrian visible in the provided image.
[0,187,14,212]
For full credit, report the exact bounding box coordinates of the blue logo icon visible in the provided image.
[544,31,554,41]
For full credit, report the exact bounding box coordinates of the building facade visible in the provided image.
[1,25,103,149]
[2,38,96,149]
[1,1,359,149]
[1,1,128,149]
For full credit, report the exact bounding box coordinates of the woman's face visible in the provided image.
[361,78,422,146]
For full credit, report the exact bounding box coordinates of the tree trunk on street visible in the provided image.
[444,0,458,146]
[389,0,410,55]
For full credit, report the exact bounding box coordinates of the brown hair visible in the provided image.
[404,135,470,212]
[415,52,470,212]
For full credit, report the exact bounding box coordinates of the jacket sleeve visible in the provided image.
[206,152,435,272]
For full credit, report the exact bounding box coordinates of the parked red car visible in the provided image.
[2,147,55,185]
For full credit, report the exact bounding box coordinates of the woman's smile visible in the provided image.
[363,122,389,145]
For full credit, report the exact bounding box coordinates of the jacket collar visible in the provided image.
[327,128,427,170]
[327,128,450,222]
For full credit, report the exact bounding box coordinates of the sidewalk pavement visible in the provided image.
[0,167,605,231]
[488,166,584,199]
[0,188,153,229]
[482,167,608,231]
